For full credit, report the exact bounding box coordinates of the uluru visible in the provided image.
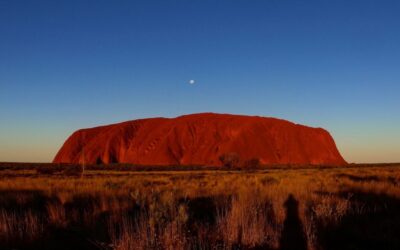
[53,113,346,166]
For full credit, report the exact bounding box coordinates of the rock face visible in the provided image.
[53,113,346,166]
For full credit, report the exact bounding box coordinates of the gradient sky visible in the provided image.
[1,0,399,163]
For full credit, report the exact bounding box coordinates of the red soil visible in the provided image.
[53,113,346,166]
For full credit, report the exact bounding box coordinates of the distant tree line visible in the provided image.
[219,152,261,168]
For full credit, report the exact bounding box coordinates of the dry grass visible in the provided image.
[0,164,399,249]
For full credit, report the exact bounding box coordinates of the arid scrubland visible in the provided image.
[0,165,400,250]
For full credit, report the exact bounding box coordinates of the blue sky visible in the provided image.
[1,0,399,163]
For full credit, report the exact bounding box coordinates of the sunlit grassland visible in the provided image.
[0,165,400,249]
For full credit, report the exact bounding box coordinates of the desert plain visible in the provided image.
[1,163,399,250]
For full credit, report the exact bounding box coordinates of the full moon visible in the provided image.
[189,79,195,84]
